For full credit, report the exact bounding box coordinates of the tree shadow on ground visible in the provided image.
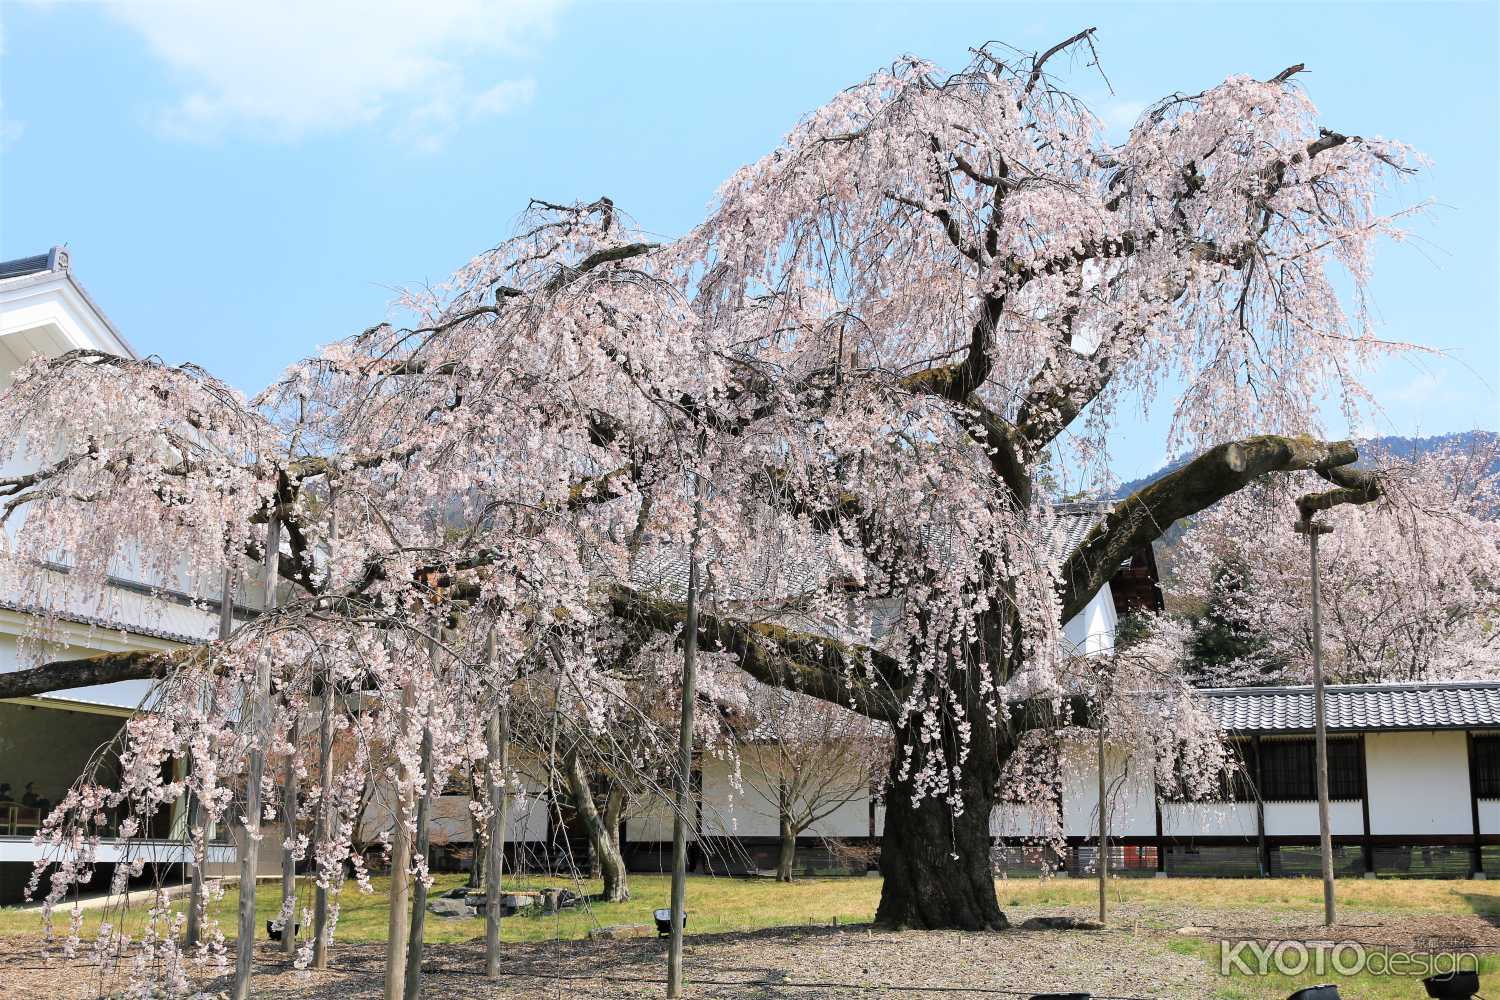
[1459,892,1500,925]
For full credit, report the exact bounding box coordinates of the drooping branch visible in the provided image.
[1057,435,1383,621]
[607,584,904,722]
[0,647,194,701]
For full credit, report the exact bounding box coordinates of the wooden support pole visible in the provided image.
[1096,715,1108,925]
[1153,797,1166,876]
[1358,733,1374,877]
[312,674,335,969]
[667,474,705,999]
[1253,734,1269,876]
[313,494,338,970]
[280,712,301,957]
[186,567,235,949]
[384,683,414,1000]
[232,513,280,1000]
[485,629,510,981]
[403,698,435,1000]
[405,641,438,1000]
[1468,731,1484,878]
[1297,516,1336,926]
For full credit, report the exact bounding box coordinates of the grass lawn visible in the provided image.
[0,873,890,943]
[3,874,1497,999]
[995,873,1500,918]
[3,874,1495,940]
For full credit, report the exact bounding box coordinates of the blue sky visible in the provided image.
[2,1,1495,481]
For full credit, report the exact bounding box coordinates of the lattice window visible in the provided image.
[1258,738,1362,801]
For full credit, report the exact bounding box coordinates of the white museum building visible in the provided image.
[0,248,237,902]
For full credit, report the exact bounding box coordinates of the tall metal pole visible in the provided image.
[668,470,705,999]
[233,512,280,1000]
[1298,516,1336,927]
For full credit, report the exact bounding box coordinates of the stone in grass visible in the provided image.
[1175,925,1213,935]
[587,924,655,940]
[428,897,477,918]
[1020,916,1105,931]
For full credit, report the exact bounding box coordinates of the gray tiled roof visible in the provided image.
[1200,681,1500,733]
[0,596,204,646]
[0,247,67,281]
[1043,501,1111,565]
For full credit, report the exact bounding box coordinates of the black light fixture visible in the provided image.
[265,920,300,942]
[1424,970,1480,1000]
[1287,986,1341,1000]
[654,908,685,937]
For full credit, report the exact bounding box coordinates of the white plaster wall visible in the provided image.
[1479,800,1500,835]
[1062,589,1118,658]
[1263,800,1363,836]
[626,790,696,843]
[1366,731,1471,835]
[806,796,869,838]
[991,802,1055,838]
[700,753,774,838]
[1161,801,1257,838]
[700,748,871,840]
[358,778,549,845]
[1060,743,1156,838]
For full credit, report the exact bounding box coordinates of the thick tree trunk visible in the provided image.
[564,749,629,902]
[874,742,1005,930]
[776,817,797,883]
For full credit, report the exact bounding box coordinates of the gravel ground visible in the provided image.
[4,902,1496,999]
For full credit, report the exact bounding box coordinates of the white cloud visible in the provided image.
[0,98,23,151]
[1386,371,1443,406]
[97,0,559,145]
[1097,98,1147,133]
[473,79,536,117]
[0,23,19,149]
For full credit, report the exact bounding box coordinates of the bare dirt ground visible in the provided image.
[4,901,1497,999]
